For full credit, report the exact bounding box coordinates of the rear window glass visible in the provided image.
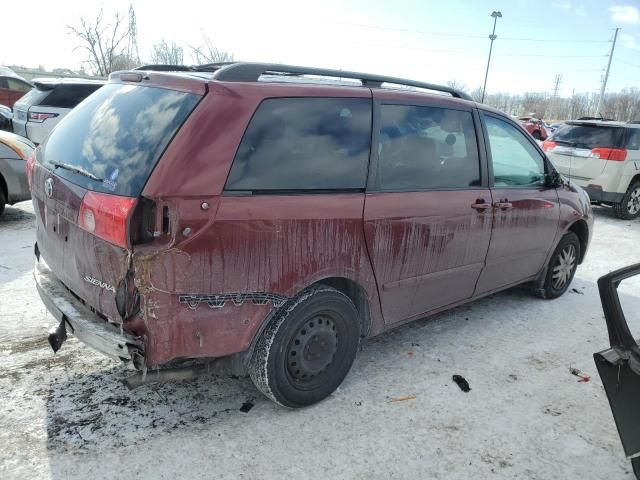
[225,97,372,192]
[14,88,49,108]
[40,84,103,108]
[39,83,200,197]
[551,124,623,149]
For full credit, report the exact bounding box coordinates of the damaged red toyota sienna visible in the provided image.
[31,63,593,407]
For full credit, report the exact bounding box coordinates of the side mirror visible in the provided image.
[544,170,563,188]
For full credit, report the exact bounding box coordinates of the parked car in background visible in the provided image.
[0,68,33,108]
[33,63,592,408]
[543,120,640,219]
[546,122,562,134]
[594,263,640,479]
[519,116,549,140]
[0,130,34,216]
[13,78,104,145]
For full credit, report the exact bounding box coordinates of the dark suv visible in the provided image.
[30,63,593,407]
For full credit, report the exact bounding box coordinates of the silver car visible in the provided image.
[12,78,104,145]
[0,130,34,216]
[544,120,640,219]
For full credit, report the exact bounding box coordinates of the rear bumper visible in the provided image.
[34,257,144,364]
[0,158,30,204]
[583,185,625,204]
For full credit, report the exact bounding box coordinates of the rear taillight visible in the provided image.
[590,148,627,161]
[542,140,557,152]
[25,152,35,190]
[28,112,59,122]
[79,191,137,248]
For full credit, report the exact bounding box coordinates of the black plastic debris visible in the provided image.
[571,288,584,295]
[239,400,254,413]
[452,375,471,392]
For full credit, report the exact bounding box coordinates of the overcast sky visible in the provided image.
[2,0,640,96]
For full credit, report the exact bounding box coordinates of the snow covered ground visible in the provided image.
[1,200,639,480]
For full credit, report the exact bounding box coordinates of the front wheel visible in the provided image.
[538,232,581,299]
[0,188,5,217]
[248,285,360,408]
[613,181,640,220]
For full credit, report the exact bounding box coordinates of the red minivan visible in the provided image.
[31,63,593,407]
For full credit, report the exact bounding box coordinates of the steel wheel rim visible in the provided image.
[286,314,338,387]
[627,187,640,214]
[552,244,577,290]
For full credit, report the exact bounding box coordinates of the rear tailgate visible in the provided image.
[545,122,626,181]
[32,78,203,322]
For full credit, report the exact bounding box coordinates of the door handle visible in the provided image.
[471,202,492,210]
[493,202,513,209]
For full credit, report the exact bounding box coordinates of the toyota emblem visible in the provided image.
[44,178,54,198]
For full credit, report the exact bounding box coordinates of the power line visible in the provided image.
[615,58,640,69]
[495,53,606,58]
[325,19,610,43]
[611,73,640,83]
[350,40,606,58]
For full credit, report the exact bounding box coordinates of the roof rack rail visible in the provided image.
[208,63,473,100]
[134,64,194,72]
[134,62,235,73]
[132,62,473,101]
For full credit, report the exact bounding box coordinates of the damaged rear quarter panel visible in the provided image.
[130,194,382,366]
[136,83,382,366]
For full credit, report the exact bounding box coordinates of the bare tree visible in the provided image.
[446,79,468,92]
[150,39,184,65]
[68,5,138,76]
[188,33,234,64]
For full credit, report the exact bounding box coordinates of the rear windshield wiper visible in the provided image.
[51,161,103,182]
[552,140,575,146]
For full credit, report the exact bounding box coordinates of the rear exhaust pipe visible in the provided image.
[47,317,69,353]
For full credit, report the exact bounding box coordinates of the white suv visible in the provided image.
[543,120,640,219]
[12,78,104,145]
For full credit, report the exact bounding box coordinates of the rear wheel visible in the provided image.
[248,285,360,408]
[538,232,581,299]
[613,181,640,220]
[532,130,542,140]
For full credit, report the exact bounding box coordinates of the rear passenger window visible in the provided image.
[7,78,31,93]
[225,98,372,192]
[40,84,102,108]
[373,105,480,191]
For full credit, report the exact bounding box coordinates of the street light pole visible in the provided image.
[481,10,502,103]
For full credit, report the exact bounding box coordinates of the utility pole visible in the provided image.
[481,11,502,103]
[552,74,562,97]
[595,27,620,117]
[550,74,562,119]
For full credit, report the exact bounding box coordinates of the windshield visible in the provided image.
[551,124,623,149]
[38,83,200,197]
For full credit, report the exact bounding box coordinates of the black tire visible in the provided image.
[613,181,640,220]
[532,130,542,140]
[248,285,360,408]
[538,232,581,299]
[0,188,5,217]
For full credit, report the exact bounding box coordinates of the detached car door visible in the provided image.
[594,264,640,479]
[475,113,560,294]
[364,97,492,324]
